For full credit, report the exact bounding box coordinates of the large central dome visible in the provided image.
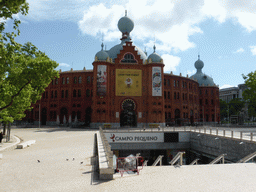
[106,11,147,62]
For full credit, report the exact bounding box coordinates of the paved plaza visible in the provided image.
[1,127,256,192]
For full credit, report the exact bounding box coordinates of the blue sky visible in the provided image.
[5,0,256,89]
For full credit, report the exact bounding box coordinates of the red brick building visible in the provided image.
[24,14,220,128]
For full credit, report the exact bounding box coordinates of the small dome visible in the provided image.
[118,15,134,33]
[190,55,215,86]
[148,44,162,63]
[148,52,162,63]
[95,43,109,61]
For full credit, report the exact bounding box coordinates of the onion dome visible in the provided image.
[148,44,162,63]
[190,55,215,86]
[118,10,134,34]
[95,43,109,61]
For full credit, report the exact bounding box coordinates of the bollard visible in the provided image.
[216,129,218,136]
[240,132,243,140]
[210,129,212,135]
[223,130,225,137]
[251,132,253,141]
[231,131,233,138]
[204,128,206,134]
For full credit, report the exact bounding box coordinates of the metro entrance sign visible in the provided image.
[105,133,164,143]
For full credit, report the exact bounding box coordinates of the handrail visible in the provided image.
[152,155,164,166]
[237,151,256,163]
[189,158,199,165]
[142,160,148,166]
[99,127,113,169]
[209,154,226,164]
[169,152,185,166]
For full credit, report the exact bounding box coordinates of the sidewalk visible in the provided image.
[0,135,20,152]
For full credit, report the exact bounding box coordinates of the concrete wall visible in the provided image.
[190,132,256,162]
[110,142,190,150]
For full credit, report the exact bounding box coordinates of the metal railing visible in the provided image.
[99,127,113,169]
[152,155,164,166]
[209,154,226,164]
[169,152,185,166]
[189,158,200,165]
[237,151,256,163]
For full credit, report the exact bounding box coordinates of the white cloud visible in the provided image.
[78,0,205,52]
[186,70,196,76]
[250,46,256,55]
[220,84,235,89]
[161,54,181,72]
[20,0,256,53]
[234,48,244,53]
[59,63,70,67]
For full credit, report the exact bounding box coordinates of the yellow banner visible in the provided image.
[116,69,142,96]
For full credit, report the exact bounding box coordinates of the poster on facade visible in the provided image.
[116,69,142,96]
[97,65,107,96]
[152,67,162,96]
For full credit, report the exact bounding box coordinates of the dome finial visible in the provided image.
[125,10,127,16]
[101,32,104,50]
[153,44,156,53]
[198,53,200,60]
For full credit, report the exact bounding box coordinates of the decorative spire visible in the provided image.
[101,32,104,51]
[125,10,127,16]
[153,44,156,53]
[101,42,104,51]
[144,47,147,56]
[198,54,200,60]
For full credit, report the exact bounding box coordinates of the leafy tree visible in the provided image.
[0,0,59,139]
[228,98,245,115]
[220,99,228,121]
[248,103,256,121]
[243,71,256,105]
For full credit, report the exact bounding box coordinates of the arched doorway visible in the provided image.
[120,99,137,127]
[41,108,47,125]
[190,110,194,125]
[60,107,68,124]
[175,109,181,125]
[85,107,92,126]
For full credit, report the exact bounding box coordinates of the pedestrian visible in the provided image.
[0,132,3,144]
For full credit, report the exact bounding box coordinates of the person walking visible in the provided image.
[0,132,3,144]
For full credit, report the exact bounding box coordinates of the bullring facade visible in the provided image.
[24,13,220,128]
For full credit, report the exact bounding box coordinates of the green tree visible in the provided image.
[0,0,59,139]
[243,71,256,106]
[220,99,228,122]
[228,98,245,115]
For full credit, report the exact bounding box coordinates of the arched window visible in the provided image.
[77,111,81,119]
[86,89,90,97]
[61,90,64,98]
[66,77,69,84]
[73,90,76,97]
[62,77,65,84]
[74,77,77,84]
[65,90,68,98]
[121,53,137,63]
[87,76,91,83]
[78,89,81,97]
[55,78,58,84]
[55,90,57,98]
[78,76,82,84]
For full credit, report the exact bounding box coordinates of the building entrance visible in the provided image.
[120,99,137,127]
